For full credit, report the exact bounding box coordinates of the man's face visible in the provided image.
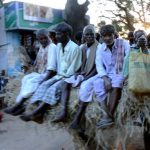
[128,35,134,42]
[38,35,49,48]
[56,31,67,43]
[83,29,95,45]
[136,32,147,48]
[102,33,115,46]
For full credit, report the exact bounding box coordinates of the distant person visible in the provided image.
[75,31,83,45]
[128,31,135,48]
[96,32,100,42]
[147,33,150,49]
[114,31,119,39]
[49,30,57,45]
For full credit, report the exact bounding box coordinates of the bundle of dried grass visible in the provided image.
[4,78,146,150]
[117,80,150,131]
[4,74,24,106]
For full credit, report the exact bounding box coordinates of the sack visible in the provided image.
[128,50,150,93]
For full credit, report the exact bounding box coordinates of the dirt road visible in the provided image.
[0,113,75,150]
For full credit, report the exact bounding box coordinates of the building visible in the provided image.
[0,1,64,75]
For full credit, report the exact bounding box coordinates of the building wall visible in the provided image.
[0,7,8,73]
[6,31,20,47]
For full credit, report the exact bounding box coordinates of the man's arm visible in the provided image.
[83,68,97,81]
[101,75,112,91]
[96,47,112,91]
[95,47,107,77]
[39,70,56,84]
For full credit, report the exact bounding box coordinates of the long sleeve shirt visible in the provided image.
[96,38,130,77]
[53,40,82,80]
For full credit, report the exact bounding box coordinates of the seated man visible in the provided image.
[53,25,100,123]
[5,29,57,115]
[121,30,150,150]
[70,25,130,129]
[20,22,82,122]
[123,30,149,77]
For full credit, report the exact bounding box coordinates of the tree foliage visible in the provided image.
[90,0,150,32]
[65,0,89,39]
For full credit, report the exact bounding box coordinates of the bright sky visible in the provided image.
[4,0,69,9]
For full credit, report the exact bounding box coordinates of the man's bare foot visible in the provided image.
[20,113,44,124]
[20,114,32,122]
[12,106,25,116]
[69,121,80,129]
[4,107,17,114]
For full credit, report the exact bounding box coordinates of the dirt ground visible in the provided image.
[0,113,75,150]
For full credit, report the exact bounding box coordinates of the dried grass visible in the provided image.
[4,78,148,150]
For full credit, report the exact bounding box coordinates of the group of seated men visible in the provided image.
[4,22,149,129]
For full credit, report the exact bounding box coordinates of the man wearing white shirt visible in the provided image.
[5,29,57,115]
[95,25,129,128]
[20,22,82,122]
[70,25,129,129]
[53,25,100,123]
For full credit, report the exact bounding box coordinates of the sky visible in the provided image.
[4,0,71,9]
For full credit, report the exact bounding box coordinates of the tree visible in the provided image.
[91,0,150,32]
[100,0,136,31]
[133,0,150,29]
[64,0,90,39]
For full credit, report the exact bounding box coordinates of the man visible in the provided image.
[49,30,57,44]
[122,30,150,149]
[123,30,149,77]
[53,25,100,123]
[127,31,135,48]
[95,25,129,128]
[5,29,57,115]
[70,25,129,129]
[20,22,82,122]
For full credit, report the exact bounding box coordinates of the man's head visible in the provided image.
[134,30,147,48]
[75,31,83,45]
[96,33,100,42]
[128,31,134,44]
[55,22,72,43]
[100,25,115,46]
[49,31,57,44]
[83,25,96,46]
[147,33,150,48]
[36,29,50,48]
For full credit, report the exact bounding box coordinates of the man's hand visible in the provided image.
[102,76,112,91]
[74,73,80,80]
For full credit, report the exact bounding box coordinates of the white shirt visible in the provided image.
[96,39,130,77]
[47,43,57,71]
[79,44,91,59]
[52,40,82,80]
